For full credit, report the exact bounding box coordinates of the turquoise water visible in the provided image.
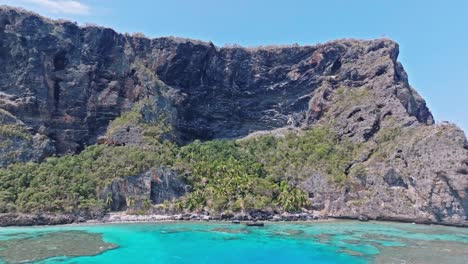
[1,220,467,263]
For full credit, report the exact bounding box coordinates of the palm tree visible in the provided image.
[105,193,113,209]
[127,197,135,209]
[143,198,151,210]
[174,200,184,212]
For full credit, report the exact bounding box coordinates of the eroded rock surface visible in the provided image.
[0,6,430,157]
[101,167,187,211]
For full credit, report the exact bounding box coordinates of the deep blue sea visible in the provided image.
[1,220,467,263]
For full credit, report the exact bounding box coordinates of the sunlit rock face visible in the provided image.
[0,6,432,157]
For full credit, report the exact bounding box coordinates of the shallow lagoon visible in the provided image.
[0,220,467,263]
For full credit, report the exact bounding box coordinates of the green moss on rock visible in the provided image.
[0,124,31,140]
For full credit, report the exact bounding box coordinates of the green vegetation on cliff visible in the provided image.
[0,142,177,214]
[0,122,356,215]
[175,140,308,214]
[240,127,359,184]
[170,126,356,214]
[0,124,32,140]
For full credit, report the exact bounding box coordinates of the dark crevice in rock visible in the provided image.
[344,148,375,176]
[75,142,86,153]
[363,119,381,141]
[53,81,60,111]
[428,172,466,221]
[375,66,386,76]
[402,120,416,128]
[347,108,361,119]
[53,51,67,71]
[0,18,10,30]
[432,213,443,223]
[382,111,393,120]
[344,163,353,176]
[1,18,9,25]
[150,181,158,204]
[439,173,465,210]
[383,169,408,188]
[427,179,442,222]
[330,58,342,75]
[394,65,401,82]
[199,45,216,86]
[408,177,416,187]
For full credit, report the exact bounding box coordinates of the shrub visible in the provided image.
[239,126,358,184]
[0,124,31,140]
[0,142,176,214]
[0,125,356,214]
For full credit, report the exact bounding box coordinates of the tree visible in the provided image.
[105,193,113,209]
[143,198,151,210]
[127,197,135,209]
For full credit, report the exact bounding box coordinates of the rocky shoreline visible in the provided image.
[1,212,467,228]
[101,212,321,223]
[0,212,321,227]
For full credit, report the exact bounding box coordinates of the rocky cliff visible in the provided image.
[0,6,432,155]
[0,6,466,226]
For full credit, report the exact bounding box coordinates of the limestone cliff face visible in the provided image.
[299,124,468,226]
[0,6,431,154]
[100,167,186,212]
[0,6,466,226]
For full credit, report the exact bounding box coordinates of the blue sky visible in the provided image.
[1,0,467,132]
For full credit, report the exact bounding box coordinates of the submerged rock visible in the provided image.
[0,231,117,263]
[375,237,468,264]
[0,213,77,227]
[245,222,265,227]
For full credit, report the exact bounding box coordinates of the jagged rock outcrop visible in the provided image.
[0,110,55,166]
[0,6,466,226]
[0,6,431,157]
[101,167,186,211]
[299,124,468,226]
